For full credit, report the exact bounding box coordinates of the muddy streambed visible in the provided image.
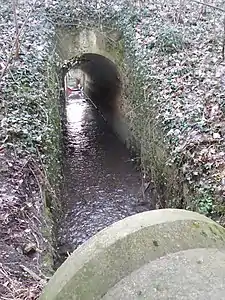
[56,91,152,266]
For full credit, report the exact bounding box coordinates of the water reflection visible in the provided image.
[57,86,152,266]
[66,98,86,131]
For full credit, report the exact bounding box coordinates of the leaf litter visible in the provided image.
[1,0,225,298]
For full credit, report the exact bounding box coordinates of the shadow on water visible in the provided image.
[56,91,153,267]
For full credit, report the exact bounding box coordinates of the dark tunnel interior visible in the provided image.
[77,53,121,113]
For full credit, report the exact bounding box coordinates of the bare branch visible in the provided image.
[0,0,40,80]
[222,15,225,60]
[191,0,225,12]
[12,0,20,59]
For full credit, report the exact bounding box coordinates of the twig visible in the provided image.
[19,265,45,283]
[29,156,59,201]
[12,0,20,59]
[222,15,225,60]
[0,0,39,80]
[37,103,49,126]
[0,264,12,282]
[190,0,225,12]
[176,0,185,24]
[17,156,31,176]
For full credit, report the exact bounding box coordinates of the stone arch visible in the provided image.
[57,26,128,142]
[64,53,121,113]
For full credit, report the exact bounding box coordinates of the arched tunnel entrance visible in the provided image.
[79,53,121,113]
[62,53,121,118]
[55,51,153,268]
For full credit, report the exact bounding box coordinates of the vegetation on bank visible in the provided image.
[1,0,225,298]
[47,0,225,220]
[115,1,225,221]
[0,1,62,298]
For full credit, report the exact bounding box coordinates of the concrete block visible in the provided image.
[103,247,225,300]
[39,209,225,300]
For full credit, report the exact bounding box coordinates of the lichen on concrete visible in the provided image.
[40,209,225,300]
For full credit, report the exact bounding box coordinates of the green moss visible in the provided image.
[44,62,63,193]
[41,211,55,276]
[107,37,125,68]
[192,221,200,229]
[39,60,63,274]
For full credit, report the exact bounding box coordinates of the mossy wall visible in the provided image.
[55,26,130,141]
[54,25,183,209]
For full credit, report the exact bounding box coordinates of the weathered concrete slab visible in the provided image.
[103,247,225,300]
[39,209,225,300]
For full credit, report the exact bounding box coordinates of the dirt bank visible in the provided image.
[0,1,59,298]
[0,150,49,298]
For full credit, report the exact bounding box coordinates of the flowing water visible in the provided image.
[56,90,152,265]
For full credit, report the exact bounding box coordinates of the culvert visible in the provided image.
[56,26,130,142]
[40,14,225,300]
[62,53,122,126]
[55,51,154,267]
[78,53,121,114]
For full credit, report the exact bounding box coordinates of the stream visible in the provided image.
[56,89,152,266]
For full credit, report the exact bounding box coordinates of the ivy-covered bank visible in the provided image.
[46,0,225,219]
[114,1,225,220]
[1,0,225,298]
[0,1,63,298]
